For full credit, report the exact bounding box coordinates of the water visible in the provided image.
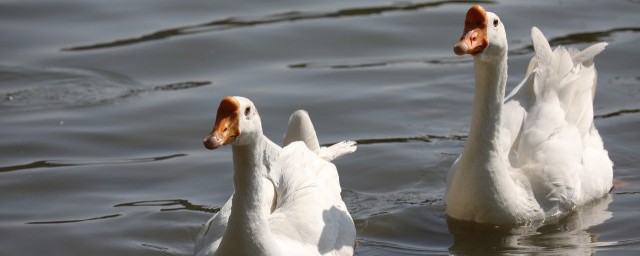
[1,0,639,255]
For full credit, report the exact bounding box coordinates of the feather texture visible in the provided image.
[196,98,356,256]
[284,109,357,161]
[446,9,612,225]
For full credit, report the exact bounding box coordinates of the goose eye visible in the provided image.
[244,107,251,116]
[493,19,499,27]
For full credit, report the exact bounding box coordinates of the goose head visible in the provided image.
[203,96,262,150]
[453,5,507,62]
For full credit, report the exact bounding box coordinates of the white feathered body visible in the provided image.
[196,107,356,256]
[446,27,613,224]
[195,141,355,256]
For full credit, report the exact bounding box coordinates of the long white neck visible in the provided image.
[453,53,512,205]
[217,135,280,255]
[446,52,519,223]
[464,55,508,162]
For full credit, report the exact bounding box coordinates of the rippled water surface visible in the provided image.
[1,0,639,255]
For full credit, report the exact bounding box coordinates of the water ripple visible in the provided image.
[114,199,220,214]
[344,189,444,219]
[0,153,187,173]
[0,65,211,112]
[322,134,467,147]
[317,107,638,149]
[614,191,640,195]
[152,81,211,91]
[510,27,640,55]
[62,0,494,51]
[288,26,640,70]
[140,243,173,256]
[595,108,640,119]
[549,27,640,46]
[0,65,137,112]
[26,213,122,225]
[357,239,448,255]
[289,56,471,70]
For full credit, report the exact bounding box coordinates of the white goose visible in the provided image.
[195,96,356,256]
[445,5,613,225]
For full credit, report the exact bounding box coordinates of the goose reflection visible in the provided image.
[447,195,613,255]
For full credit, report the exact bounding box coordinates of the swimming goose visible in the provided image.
[195,96,356,256]
[445,5,613,225]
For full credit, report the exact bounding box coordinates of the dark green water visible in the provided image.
[1,0,639,255]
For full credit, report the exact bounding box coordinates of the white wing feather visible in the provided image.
[269,142,356,255]
[511,27,612,213]
[284,109,357,161]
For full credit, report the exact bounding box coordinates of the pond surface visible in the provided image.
[1,0,639,255]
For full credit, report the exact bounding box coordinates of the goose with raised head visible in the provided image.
[195,96,356,256]
[445,5,613,225]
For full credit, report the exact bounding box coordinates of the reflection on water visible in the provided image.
[448,196,613,255]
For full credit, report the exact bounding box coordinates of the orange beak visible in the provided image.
[203,96,240,150]
[453,5,489,56]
